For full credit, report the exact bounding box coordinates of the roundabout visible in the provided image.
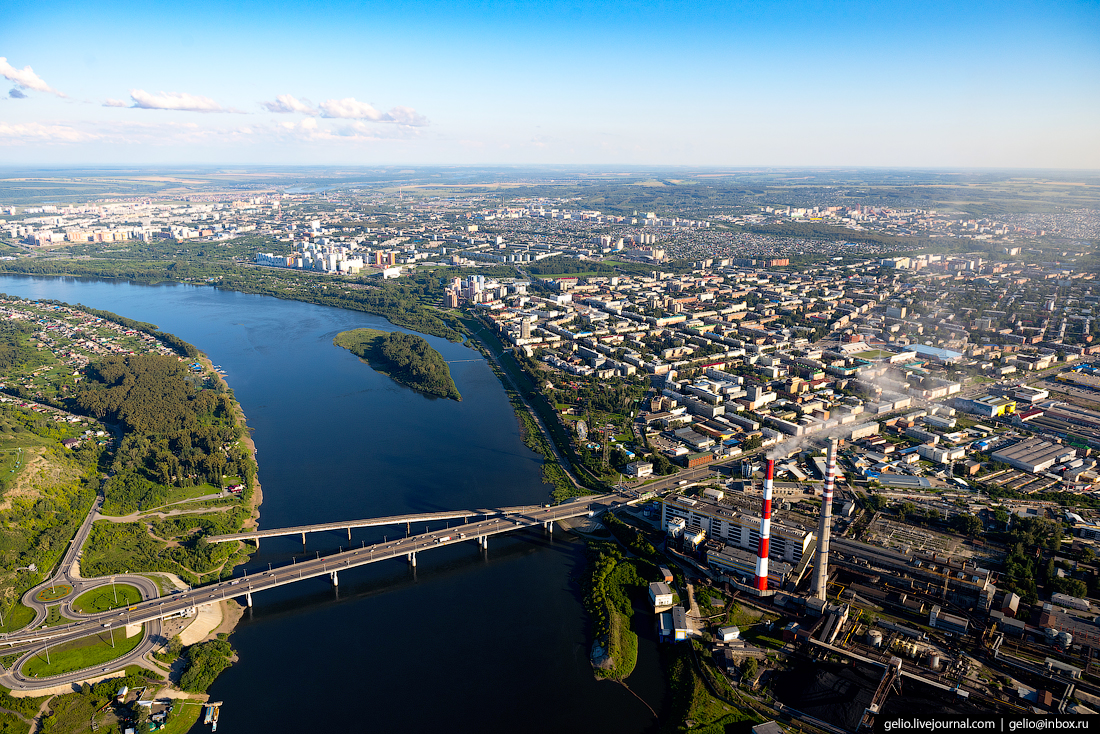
[33,585,73,603]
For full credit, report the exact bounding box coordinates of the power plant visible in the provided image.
[811,437,838,600]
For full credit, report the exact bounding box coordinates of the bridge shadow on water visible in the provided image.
[234,529,585,624]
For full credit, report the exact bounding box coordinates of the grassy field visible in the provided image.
[0,448,25,482]
[21,626,144,677]
[42,605,75,628]
[163,483,221,506]
[853,349,892,360]
[160,699,204,734]
[71,583,143,614]
[36,691,100,733]
[0,604,35,634]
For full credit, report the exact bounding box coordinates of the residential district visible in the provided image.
[2,186,1100,730]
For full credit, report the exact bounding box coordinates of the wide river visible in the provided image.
[0,276,667,733]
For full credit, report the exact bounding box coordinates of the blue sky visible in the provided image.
[1,0,1098,167]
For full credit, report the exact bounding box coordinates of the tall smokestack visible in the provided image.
[812,438,839,600]
[755,459,774,592]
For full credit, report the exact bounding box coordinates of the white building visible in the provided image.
[649,582,674,608]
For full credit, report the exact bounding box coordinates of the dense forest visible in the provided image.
[334,328,461,401]
[72,354,253,513]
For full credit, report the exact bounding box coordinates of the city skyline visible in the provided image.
[2,0,1099,168]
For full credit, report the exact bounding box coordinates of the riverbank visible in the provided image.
[197,354,263,532]
[0,274,665,734]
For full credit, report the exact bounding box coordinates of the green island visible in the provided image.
[334,328,461,401]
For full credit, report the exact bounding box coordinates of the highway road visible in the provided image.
[206,504,552,544]
[0,495,626,691]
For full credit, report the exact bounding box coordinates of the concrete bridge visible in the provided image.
[205,504,550,546]
[1,494,624,690]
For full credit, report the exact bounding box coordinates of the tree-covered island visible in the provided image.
[334,328,461,401]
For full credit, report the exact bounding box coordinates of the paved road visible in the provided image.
[4,614,163,691]
[206,505,541,544]
[0,494,627,691]
[630,450,763,495]
[20,494,105,628]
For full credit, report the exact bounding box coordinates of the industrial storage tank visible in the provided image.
[867,629,884,648]
[928,653,942,671]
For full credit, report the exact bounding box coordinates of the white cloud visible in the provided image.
[128,89,241,113]
[0,121,98,143]
[103,98,128,107]
[318,97,383,119]
[383,106,429,126]
[318,97,428,126]
[0,57,64,97]
[261,94,317,115]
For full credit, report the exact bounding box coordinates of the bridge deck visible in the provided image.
[206,505,544,543]
[2,497,613,655]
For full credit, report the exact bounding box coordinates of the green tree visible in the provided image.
[649,453,675,476]
[952,513,983,536]
[741,435,763,452]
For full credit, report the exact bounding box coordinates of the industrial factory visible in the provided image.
[660,441,842,600]
[646,435,1098,730]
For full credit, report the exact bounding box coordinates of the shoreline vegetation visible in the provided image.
[0,259,465,342]
[333,327,461,401]
[0,294,261,720]
[0,274,739,729]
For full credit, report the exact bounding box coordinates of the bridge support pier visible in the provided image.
[253,537,259,549]
[407,552,416,567]
[301,532,306,545]
[245,592,253,607]
[330,571,339,587]
[478,536,487,550]
[347,527,352,541]
[544,521,554,533]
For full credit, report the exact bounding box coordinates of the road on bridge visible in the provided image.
[0,495,625,692]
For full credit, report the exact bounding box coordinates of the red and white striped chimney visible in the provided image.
[755,459,775,592]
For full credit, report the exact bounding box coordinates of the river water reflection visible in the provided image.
[0,276,666,733]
